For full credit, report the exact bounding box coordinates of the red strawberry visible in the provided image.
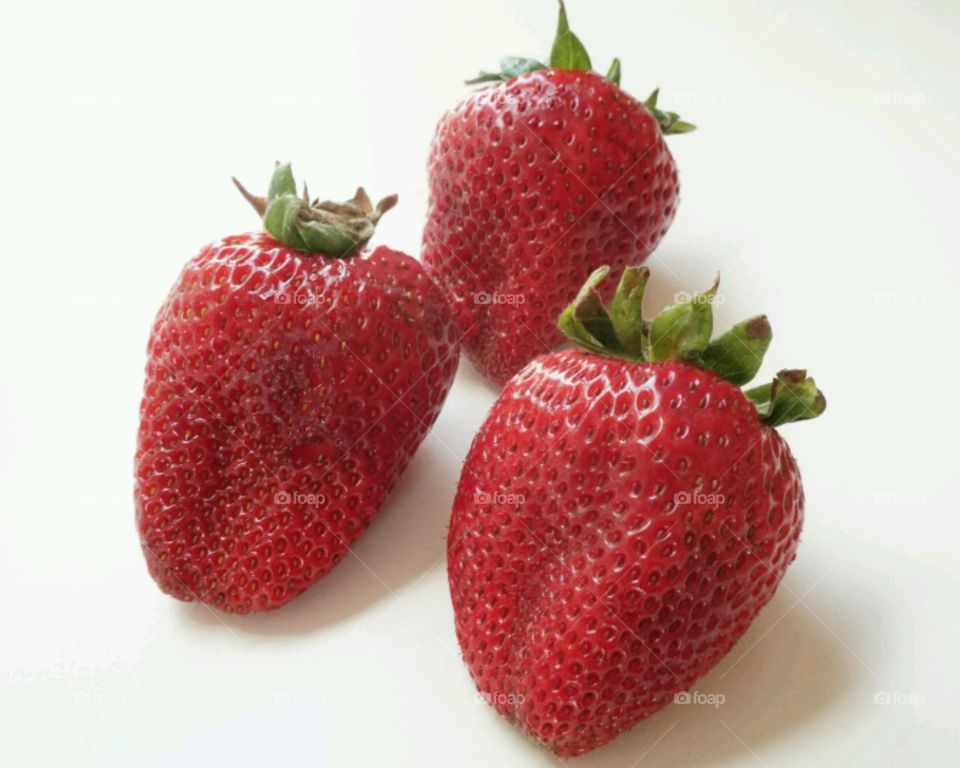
[447,266,824,755]
[423,1,694,384]
[135,164,459,614]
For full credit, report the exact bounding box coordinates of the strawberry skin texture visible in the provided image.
[423,69,679,384]
[448,350,804,755]
[136,233,459,614]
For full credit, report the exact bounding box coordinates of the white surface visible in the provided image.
[1,0,958,765]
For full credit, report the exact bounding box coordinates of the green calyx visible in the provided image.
[233,163,397,258]
[465,1,695,135]
[644,88,697,135]
[558,266,825,427]
[745,371,828,428]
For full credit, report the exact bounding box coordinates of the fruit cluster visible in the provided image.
[134,2,824,757]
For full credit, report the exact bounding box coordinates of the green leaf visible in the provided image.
[465,71,505,85]
[558,266,611,353]
[466,58,544,85]
[238,164,396,258]
[573,290,619,352]
[746,370,826,427]
[745,382,773,413]
[606,58,621,85]
[299,220,359,257]
[609,266,649,359]
[500,57,546,77]
[648,277,719,362]
[268,163,297,202]
[665,118,697,134]
[549,1,592,71]
[644,89,697,135]
[554,268,826,429]
[699,315,772,386]
[264,195,306,249]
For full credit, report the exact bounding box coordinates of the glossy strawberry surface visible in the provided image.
[423,69,679,384]
[136,233,459,613]
[448,350,803,755]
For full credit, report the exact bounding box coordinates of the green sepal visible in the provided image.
[665,118,696,134]
[606,58,621,85]
[699,315,772,386]
[746,370,827,427]
[556,267,825,428]
[466,57,546,85]
[298,220,359,256]
[644,88,697,135]
[502,57,547,77]
[235,163,394,258]
[550,1,592,71]
[573,287,620,352]
[465,71,505,85]
[268,162,297,201]
[609,266,649,359]
[463,4,697,138]
[264,194,307,250]
[648,276,719,362]
[557,266,613,355]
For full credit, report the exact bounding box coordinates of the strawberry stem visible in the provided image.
[558,267,825,426]
[234,163,396,258]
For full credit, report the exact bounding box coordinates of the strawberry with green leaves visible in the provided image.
[423,1,694,384]
[448,266,824,755]
[135,164,459,614]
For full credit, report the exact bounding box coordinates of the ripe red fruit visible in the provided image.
[423,1,694,384]
[135,164,459,614]
[447,266,825,755]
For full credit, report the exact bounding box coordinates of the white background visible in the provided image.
[2,0,958,765]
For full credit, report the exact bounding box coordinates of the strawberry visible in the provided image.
[135,164,459,614]
[447,266,825,755]
[422,1,694,384]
